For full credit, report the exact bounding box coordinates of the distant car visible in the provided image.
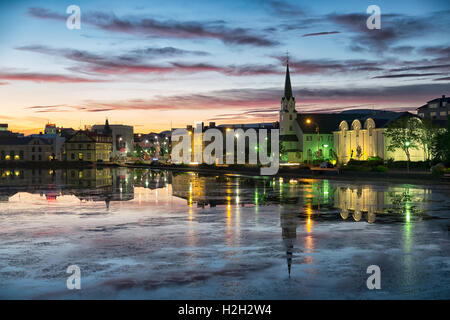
[320,161,334,168]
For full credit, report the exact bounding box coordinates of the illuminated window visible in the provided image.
[5,155,10,160]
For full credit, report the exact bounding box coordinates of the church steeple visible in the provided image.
[284,62,293,100]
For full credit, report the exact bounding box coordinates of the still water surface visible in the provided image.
[0,168,449,299]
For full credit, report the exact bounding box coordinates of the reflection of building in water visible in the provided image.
[133,170,171,190]
[333,185,429,223]
[280,208,299,277]
[66,168,135,207]
[172,173,277,207]
[171,173,329,208]
[334,186,384,223]
[66,168,112,189]
[0,168,63,201]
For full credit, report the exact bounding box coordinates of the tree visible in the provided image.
[134,143,144,159]
[384,116,421,172]
[417,117,440,163]
[434,116,450,164]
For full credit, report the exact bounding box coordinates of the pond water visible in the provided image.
[0,168,449,299]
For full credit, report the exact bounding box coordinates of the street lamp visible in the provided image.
[305,118,320,160]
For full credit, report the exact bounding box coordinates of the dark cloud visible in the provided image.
[27,83,449,116]
[266,0,306,17]
[388,64,450,72]
[329,11,450,53]
[28,7,278,47]
[372,73,443,79]
[274,56,384,74]
[17,45,280,76]
[0,72,106,83]
[302,31,340,37]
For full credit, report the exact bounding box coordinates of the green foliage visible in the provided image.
[342,164,371,171]
[367,156,384,167]
[431,163,446,175]
[386,161,430,170]
[371,165,389,172]
[433,117,450,164]
[384,116,421,170]
[417,117,440,161]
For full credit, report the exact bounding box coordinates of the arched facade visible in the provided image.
[333,116,426,163]
[334,117,381,163]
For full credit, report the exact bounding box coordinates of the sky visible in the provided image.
[0,0,449,134]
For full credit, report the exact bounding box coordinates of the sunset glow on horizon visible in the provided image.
[0,0,449,134]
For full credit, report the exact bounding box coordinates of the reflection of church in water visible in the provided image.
[0,168,427,275]
[171,172,428,275]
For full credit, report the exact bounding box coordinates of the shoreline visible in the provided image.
[126,163,450,185]
[1,161,449,184]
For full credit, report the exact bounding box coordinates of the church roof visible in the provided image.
[297,111,416,133]
[283,64,293,100]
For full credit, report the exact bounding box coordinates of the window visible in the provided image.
[38,147,41,152]
[307,149,312,158]
[289,126,292,131]
[289,115,292,120]
[32,147,35,152]
[32,155,35,161]
[87,153,91,160]
[71,153,75,160]
[38,155,42,161]
[440,111,447,116]
[431,112,437,116]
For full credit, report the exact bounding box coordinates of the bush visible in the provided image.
[431,163,445,175]
[342,164,370,172]
[386,161,430,170]
[367,156,383,167]
[347,159,366,166]
[371,165,389,172]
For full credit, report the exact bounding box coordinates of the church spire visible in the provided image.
[284,62,293,100]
